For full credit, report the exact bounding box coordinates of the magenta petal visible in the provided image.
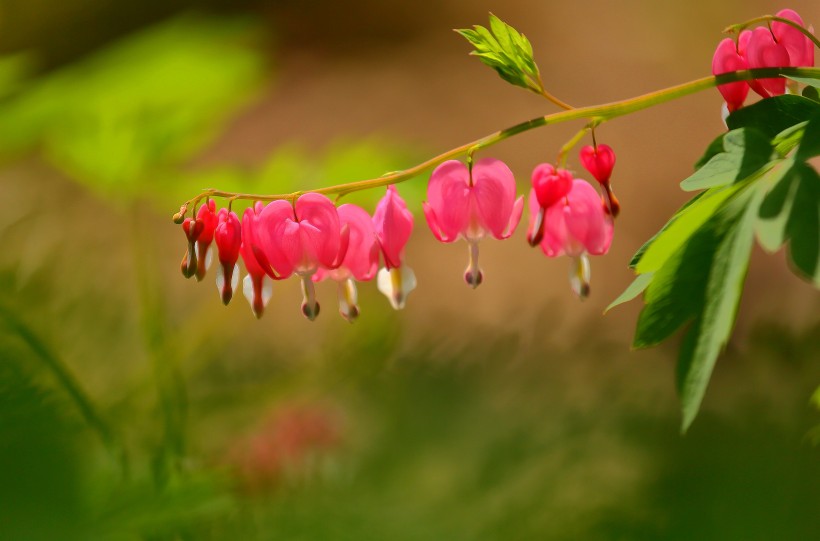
[471,158,516,240]
[296,193,341,269]
[579,145,616,184]
[747,27,790,97]
[214,209,242,267]
[540,202,569,257]
[423,202,450,242]
[531,163,572,209]
[712,37,750,112]
[501,195,524,239]
[374,186,414,270]
[526,189,538,235]
[258,200,297,277]
[772,9,812,67]
[563,180,612,255]
[335,204,378,281]
[426,160,470,241]
[240,206,266,277]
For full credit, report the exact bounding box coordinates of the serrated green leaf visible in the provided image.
[633,214,721,348]
[457,14,542,94]
[604,272,654,313]
[680,128,772,191]
[474,25,501,51]
[784,164,820,285]
[795,111,820,161]
[726,94,820,138]
[455,28,483,47]
[754,159,796,251]
[756,162,820,285]
[771,121,807,156]
[677,188,759,432]
[488,14,513,52]
[634,184,743,274]
[629,192,708,269]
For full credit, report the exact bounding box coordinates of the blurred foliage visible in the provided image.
[1,7,819,541]
[0,14,266,200]
[172,138,427,215]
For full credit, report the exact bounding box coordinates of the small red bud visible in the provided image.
[579,144,616,184]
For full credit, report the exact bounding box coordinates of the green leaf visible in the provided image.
[757,161,820,285]
[605,273,654,313]
[680,128,772,191]
[630,186,758,429]
[676,188,759,432]
[795,111,820,161]
[629,192,707,269]
[726,94,820,138]
[693,134,727,170]
[754,159,796,252]
[787,75,820,89]
[802,85,820,102]
[633,184,744,274]
[456,14,541,93]
[771,121,807,157]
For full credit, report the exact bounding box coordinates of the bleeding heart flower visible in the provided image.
[373,186,416,309]
[423,158,523,288]
[194,199,218,282]
[772,9,814,68]
[579,144,620,217]
[746,27,791,98]
[712,36,751,113]
[314,204,379,322]
[180,217,204,279]
[528,179,613,298]
[240,203,273,319]
[255,193,349,321]
[527,164,573,246]
[214,208,242,305]
[579,145,615,184]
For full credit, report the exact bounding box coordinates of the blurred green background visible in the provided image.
[1,1,819,539]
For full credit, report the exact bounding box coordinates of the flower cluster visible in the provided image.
[180,147,619,320]
[712,9,815,113]
[180,187,414,322]
[525,154,614,299]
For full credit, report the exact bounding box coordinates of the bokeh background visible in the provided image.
[1,1,819,539]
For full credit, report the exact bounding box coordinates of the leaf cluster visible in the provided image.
[456,14,543,94]
[610,80,820,431]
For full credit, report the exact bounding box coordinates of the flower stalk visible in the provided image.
[173,67,820,223]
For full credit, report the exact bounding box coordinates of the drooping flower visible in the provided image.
[746,26,791,98]
[373,186,415,309]
[214,208,242,305]
[712,35,751,112]
[240,203,273,319]
[193,199,218,282]
[180,217,204,279]
[772,9,814,69]
[528,179,613,298]
[254,193,349,320]
[313,204,379,322]
[579,144,620,217]
[423,158,523,288]
[526,163,572,247]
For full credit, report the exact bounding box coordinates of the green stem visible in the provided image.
[175,67,820,216]
[725,15,820,52]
